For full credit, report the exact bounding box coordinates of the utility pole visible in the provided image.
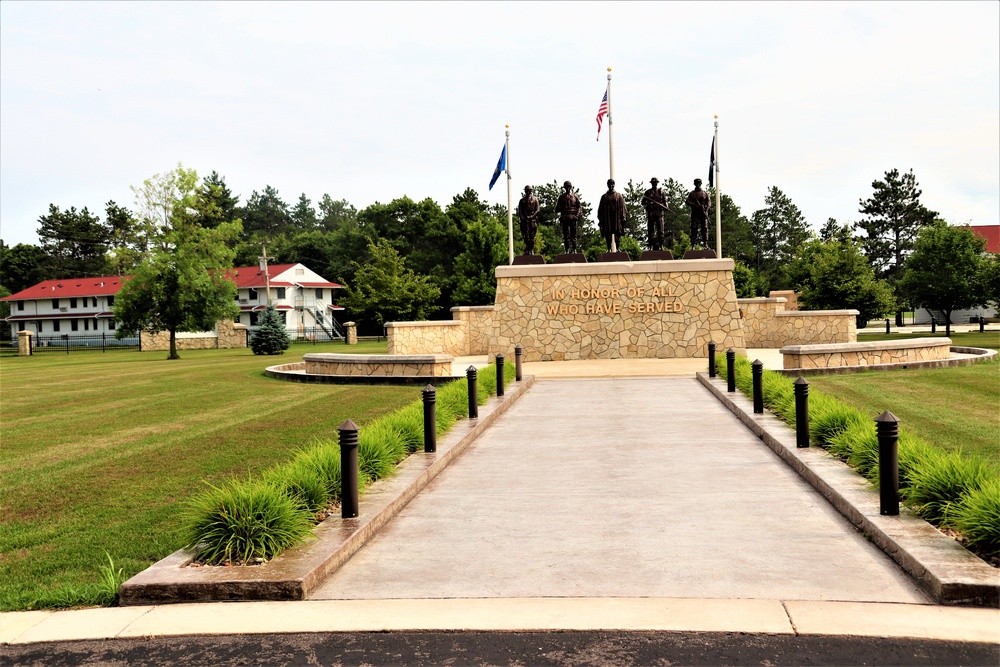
[259,242,274,305]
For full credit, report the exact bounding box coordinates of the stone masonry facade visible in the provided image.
[489,260,746,362]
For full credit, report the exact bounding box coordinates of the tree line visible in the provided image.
[1,164,997,333]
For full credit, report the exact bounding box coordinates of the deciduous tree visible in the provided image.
[899,220,988,335]
[339,238,440,332]
[792,237,895,326]
[452,216,507,306]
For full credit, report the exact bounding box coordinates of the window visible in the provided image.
[70,298,78,309]
[108,318,115,330]
[84,319,90,331]
[93,319,98,330]
[248,288,258,301]
[249,311,259,326]
[295,268,304,275]
[17,301,24,311]
[278,311,286,325]
[52,299,59,309]
[276,287,286,299]
[71,319,79,331]
[316,288,324,300]
[53,320,60,332]
[18,322,25,331]
[107,295,114,307]
[92,297,98,307]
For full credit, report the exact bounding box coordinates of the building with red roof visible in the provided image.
[2,263,344,341]
[968,224,1000,254]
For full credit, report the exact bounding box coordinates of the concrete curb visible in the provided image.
[696,372,999,607]
[118,376,537,606]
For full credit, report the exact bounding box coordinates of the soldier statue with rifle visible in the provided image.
[642,177,668,251]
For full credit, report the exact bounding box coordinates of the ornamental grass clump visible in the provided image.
[808,397,868,448]
[358,421,408,480]
[183,478,313,564]
[951,478,1000,555]
[296,440,344,501]
[760,370,795,420]
[904,450,993,525]
[265,459,329,514]
[386,402,425,453]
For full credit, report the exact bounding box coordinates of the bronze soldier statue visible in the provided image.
[642,177,668,251]
[685,178,711,248]
[555,180,582,253]
[597,179,627,251]
[517,185,540,255]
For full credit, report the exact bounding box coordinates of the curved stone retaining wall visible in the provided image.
[303,353,455,378]
[780,337,951,370]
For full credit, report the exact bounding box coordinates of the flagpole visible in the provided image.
[607,66,617,253]
[713,115,722,257]
[607,67,615,182]
[505,125,514,264]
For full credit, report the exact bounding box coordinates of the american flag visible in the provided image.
[595,89,608,141]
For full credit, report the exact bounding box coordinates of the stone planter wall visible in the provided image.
[781,337,951,370]
[385,320,465,356]
[450,306,494,355]
[739,298,857,348]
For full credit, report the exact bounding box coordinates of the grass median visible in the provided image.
[0,342,423,611]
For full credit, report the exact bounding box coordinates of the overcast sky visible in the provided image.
[1,1,998,248]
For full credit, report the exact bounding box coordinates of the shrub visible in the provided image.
[183,477,313,564]
[905,452,993,525]
[388,402,425,453]
[359,421,407,478]
[250,303,291,355]
[952,478,1000,554]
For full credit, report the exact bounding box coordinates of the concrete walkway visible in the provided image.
[310,377,927,603]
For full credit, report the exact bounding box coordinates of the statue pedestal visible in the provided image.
[512,254,545,265]
[553,253,587,264]
[491,259,745,361]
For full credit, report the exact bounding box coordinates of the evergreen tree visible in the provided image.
[318,195,357,231]
[749,186,812,291]
[857,168,938,279]
[36,204,110,278]
[290,193,318,230]
[195,172,240,230]
[240,185,292,240]
[250,302,291,355]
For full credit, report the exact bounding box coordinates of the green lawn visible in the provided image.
[0,342,424,610]
[808,355,1000,470]
[856,330,1000,351]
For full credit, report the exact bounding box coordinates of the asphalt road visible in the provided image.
[3,631,997,666]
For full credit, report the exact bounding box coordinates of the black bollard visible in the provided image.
[708,342,717,378]
[495,354,505,397]
[726,348,736,393]
[751,359,764,414]
[794,377,809,448]
[466,366,478,419]
[338,420,359,518]
[514,345,523,381]
[885,318,890,334]
[875,411,900,516]
[422,384,436,453]
[931,316,936,334]
[980,315,986,333]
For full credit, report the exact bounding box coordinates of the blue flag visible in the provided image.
[489,144,506,191]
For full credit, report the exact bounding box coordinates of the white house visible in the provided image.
[229,263,345,339]
[3,263,344,342]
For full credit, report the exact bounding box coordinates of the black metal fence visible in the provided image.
[12,333,141,354]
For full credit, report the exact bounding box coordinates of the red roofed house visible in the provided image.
[3,263,344,343]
